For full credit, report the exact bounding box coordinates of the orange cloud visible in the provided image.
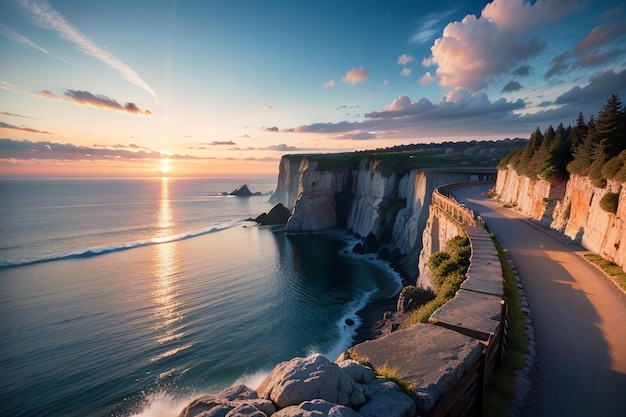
[341,67,370,85]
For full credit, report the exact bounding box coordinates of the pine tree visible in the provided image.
[595,94,625,159]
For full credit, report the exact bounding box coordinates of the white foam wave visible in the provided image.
[127,391,195,417]
[0,221,244,269]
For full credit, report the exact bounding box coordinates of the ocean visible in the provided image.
[0,177,401,417]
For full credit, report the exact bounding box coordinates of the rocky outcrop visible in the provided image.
[180,354,415,417]
[493,167,626,270]
[230,184,262,196]
[255,203,291,226]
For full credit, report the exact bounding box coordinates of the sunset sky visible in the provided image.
[1,0,625,177]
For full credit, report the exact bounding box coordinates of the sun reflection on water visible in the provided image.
[152,178,184,345]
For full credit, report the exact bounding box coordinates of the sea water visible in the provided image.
[0,177,401,417]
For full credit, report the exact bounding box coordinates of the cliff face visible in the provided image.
[494,167,626,270]
[272,155,494,280]
[416,206,466,290]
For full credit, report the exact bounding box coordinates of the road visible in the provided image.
[454,184,626,417]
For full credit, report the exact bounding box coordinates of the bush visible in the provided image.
[599,192,619,214]
[400,285,435,311]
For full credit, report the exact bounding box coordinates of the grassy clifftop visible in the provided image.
[283,139,527,177]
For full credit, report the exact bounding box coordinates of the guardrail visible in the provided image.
[427,184,506,417]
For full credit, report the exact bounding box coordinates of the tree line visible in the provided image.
[499,94,626,187]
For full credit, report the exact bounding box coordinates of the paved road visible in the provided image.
[454,184,626,417]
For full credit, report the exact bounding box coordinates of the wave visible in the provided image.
[0,221,245,269]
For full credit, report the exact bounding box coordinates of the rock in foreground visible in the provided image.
[179,354,415,417]
[255,203,291,226]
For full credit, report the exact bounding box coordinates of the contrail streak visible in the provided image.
[18,0,159,102]
[0,24,48,54]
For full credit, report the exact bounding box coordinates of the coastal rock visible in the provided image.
[337,359,376,384]
[359,380,416,417]
[256,354,366,409]
[177,385,275,417]
[272,399,362,417]
[230,184,261,197]
[255,203,291,226]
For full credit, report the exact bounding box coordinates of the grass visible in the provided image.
[583,253,626,291]
[375,363,415,395]
[483,234,529,417]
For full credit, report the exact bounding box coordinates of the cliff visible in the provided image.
[270,153,497,280]
[493,167,626,270]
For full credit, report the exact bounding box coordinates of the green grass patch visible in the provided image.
[484,235,529,417]
[583,253,626,291]
[375,363,415,395]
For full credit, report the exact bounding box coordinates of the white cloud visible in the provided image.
[264,105,274,111]
[419,72,435,85]
[428,0,584,92]
[323,79,335,88]
[397,54,414,65]
[400,67,412,77]
[18,0,158,102]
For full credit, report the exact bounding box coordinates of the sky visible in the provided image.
[1,0,625,178]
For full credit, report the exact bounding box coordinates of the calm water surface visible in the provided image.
[0,178,401,417]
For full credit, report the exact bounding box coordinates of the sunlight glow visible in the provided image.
[160,158,170,174]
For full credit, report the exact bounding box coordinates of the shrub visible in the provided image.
[399,285,435,311]
[599,192,619,214]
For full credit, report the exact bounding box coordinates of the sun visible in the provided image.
[160,158,170,174]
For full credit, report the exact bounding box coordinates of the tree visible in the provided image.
[540,123,571,181]
[595,94,625,160]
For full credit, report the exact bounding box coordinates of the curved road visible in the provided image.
[454,184,626,417]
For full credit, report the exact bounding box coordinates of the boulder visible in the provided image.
[177,385,275,417]
[256,354,366,409]
[272,399,362,417]
[359,380,416,417]
[255,203,291,226]
[336,360,376,384]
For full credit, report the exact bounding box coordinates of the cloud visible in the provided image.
[323,79,335,88]
[0,122,50,134]
[0,138,199,161]
[261,126,279,132]
[0,24,48,54]
[202,140,236,146]
[577,49,621,67]
[64,90,151,115]
[512,65,532,76]
[341,67,370,84]
[397,54,414,65]
[501,80,523,93]
[1,82,17,90]
[544,51,572,78]
[400,68,411,77]
[264,105,274,111]
[336,104,362,110]
[428,0,583,91]
[18,0,158,102]
[38,90,57,99]
[1,111,40,119]
[575,22,626,53]
[419,72,435,86]
[410,8,458,45]
[335,131,376,140]
[555,68,626,106]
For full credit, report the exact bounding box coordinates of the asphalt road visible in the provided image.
[454,184,626,417]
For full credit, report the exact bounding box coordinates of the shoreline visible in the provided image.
[352,295,398,345]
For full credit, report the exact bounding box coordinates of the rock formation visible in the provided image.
[230,184,262,196]
[255,203,291,226]
[179,354,415,417]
